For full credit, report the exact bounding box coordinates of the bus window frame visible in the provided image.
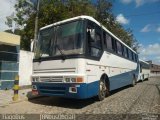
[34,18,138,63]
[102,27,138,63]
[86,20,103,59]
[116,41,123,55]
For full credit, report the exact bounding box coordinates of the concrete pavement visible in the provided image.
[0,88,37,107]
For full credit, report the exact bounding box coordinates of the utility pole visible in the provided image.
[33,0,40,50]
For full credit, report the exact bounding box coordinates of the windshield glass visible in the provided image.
[35,20,84,59]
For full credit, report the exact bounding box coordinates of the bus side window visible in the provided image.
[132,52,134,61]
[87,21,102,57]
[135,54,137,62]
[111,38,116,52]
[134,53,136,62]
[121,45,124,56]
[129,50,132,60]
[103,32,113,51]
[103,31,106,47]
[116,41,122,55]
[114,39,117,52]
[126,48,129,58]
[123,47,127,58]
[106,34,112,51]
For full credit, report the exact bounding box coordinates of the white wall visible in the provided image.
[150,73,160,77]
[19,50,34,86]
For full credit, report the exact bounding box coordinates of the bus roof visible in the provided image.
[40,15,137,54]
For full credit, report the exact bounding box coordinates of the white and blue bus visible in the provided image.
[137,59,150,82]
[32,16,139,100]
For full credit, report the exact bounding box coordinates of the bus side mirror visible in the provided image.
[90,29,95,41]
[87,28,95,42]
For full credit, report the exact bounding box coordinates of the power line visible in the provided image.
[125,11,160,17]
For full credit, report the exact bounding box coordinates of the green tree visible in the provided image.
[5,29,22,35]
[6,0,138,51]
[94,0,138,51]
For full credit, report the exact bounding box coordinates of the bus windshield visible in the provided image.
[35,20,84,59]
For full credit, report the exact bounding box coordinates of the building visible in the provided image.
[147,61,160,75]
[0,32,20,90]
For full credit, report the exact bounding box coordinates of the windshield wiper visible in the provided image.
[38,47,50,62]
[55,44,66,60]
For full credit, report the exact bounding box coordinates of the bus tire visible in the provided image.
[131,75,136,87]
[142,74,144,81]
[97,79,108,101]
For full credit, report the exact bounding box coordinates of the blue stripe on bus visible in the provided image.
[109,70,138,91]
[33,69,138,99]
[33,81,99,99]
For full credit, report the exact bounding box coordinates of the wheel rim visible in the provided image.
[100,81,106,98]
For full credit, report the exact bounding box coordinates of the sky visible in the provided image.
[0,0,16,31]
[0,0,160,64]
[112,0,160,64]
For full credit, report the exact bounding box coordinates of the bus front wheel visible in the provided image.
[97,79,108,101]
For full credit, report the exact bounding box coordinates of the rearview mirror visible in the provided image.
[87,28,95,42]
[90,29,95,40]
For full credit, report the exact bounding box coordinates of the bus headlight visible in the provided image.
[32,77,39,82]
[63,77,83,83]
[70,78,76,82]
[64,78,70,83]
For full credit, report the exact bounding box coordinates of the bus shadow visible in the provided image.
[136,78,149,83]
[29,86,130,109]
[28,94,97,109]
[28,85,132,109]
[109,85,131,95]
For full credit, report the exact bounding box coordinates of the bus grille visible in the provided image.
[39,76,63,83]
[39,86,66,95]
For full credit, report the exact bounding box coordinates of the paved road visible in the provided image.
[0,77,160,116]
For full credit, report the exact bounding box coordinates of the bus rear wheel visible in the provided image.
[131,75,136,87]
[97,79,109,101]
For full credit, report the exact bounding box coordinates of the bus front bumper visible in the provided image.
[32,82,89,99]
